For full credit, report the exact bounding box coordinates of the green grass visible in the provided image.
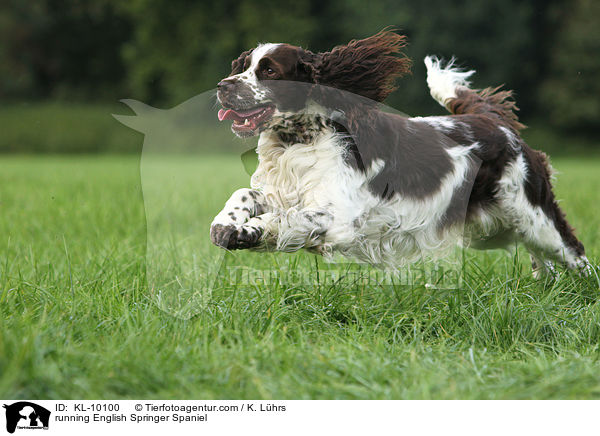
[2,101,599,156]
[0,103,145,154]
[1,154,600,399]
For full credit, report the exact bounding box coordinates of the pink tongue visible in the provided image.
[218,109,230,121]
[218,106,266,122]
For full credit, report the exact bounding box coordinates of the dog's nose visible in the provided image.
[217,79,235,90]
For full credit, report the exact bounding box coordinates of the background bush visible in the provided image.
[0,0,598,153]
[0,102,141,153]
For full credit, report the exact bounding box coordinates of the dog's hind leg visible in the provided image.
[521,202,591,278]
[499,152,590,277]
[522,149,590,277]
[529,253,557,279]
[524,222,590,278]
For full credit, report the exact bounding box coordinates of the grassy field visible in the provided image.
[1,154,600,399]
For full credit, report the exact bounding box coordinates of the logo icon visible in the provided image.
[3,402,50,433]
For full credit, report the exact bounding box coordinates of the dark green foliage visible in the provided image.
[0,0,598,142]
[119,0,316,103]
[540,0,600,133]
[0,0,131,100]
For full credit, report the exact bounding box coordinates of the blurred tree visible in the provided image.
[540,0,600,133]
[0,0,131,100]
[379,0,557,117]
[0,0,597,138]
[119,0,316,103]
[273,0,555,118]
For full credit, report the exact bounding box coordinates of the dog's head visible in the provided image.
[217,29,411,137]
[217,43,316,137]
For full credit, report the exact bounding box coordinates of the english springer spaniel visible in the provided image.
[211,30,590,277]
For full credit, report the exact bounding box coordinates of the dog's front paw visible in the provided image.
[210,224,238,249]
[210,223,263,250]
[233,225,263,249]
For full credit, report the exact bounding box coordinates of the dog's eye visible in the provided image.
[263,67,277,77]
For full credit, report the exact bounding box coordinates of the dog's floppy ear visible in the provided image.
[230,49,253,75]
[296,50,318,83]
[315,28,411,102]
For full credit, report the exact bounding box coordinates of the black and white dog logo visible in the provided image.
[3,402,50,433]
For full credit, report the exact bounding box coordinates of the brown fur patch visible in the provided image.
[315,29,411,102]
[448,87,526,132]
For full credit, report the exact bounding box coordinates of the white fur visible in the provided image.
[410,116,456,133]
[499,126,521,151]
[247,121,479,267]
[251,128,367,251]
[424,56,475,108]
[211,188,259,227]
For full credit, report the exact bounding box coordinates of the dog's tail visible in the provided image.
[424,56,525,131]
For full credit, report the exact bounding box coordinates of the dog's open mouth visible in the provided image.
[217,104,275,134]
